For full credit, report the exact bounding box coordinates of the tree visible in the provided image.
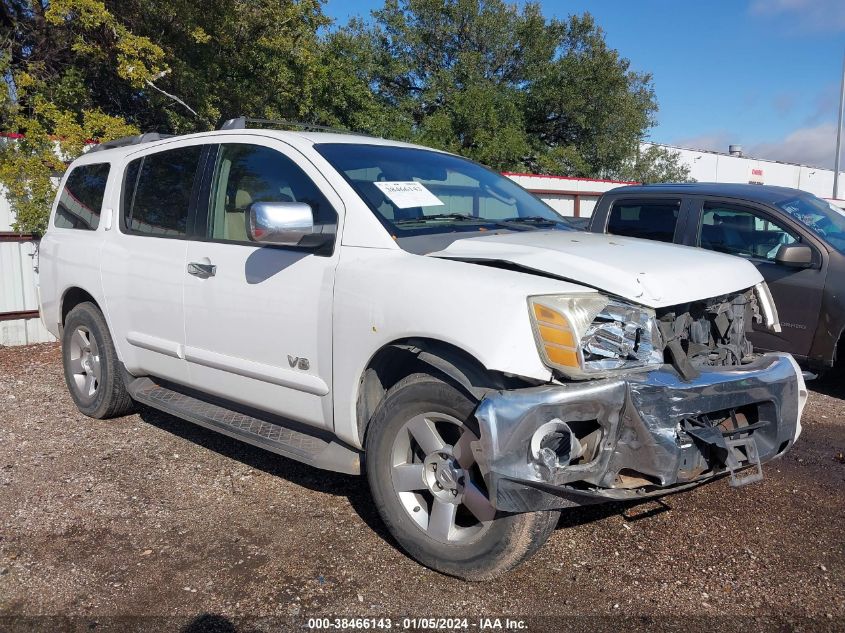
[108,0,331,132]
[614,144,695,184]
[0,0,333,234]
[0,0,167,233]
[331,0,659,176]
[0,0,678,233]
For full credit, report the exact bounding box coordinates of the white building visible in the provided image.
[507,142,845,221]
[645,142,845,208]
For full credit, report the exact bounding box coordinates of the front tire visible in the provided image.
[365,373,560,580]
[62,302,134,419]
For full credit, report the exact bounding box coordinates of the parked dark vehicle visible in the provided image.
[588,183,845,373]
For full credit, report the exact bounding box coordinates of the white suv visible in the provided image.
[38,120,807,579]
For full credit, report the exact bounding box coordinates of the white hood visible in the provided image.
[429,230,763,308]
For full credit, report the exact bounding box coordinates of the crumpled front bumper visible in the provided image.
[474,353,807,512]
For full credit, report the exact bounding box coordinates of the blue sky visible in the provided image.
[322,0,845,168]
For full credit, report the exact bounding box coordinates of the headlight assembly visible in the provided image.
[528,294,664,379]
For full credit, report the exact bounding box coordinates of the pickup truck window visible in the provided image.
[122,146,203,238]
[698,204,798,261]
[207,143,336,243]
[54,163,110,230]
[775,194,845,254]
[314,143,571,239]
[606,199,680,243]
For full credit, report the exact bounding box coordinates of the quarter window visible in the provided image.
[207,143,336,243]
[54,163,111,230]
[698,204,798,262]
[606,199,681,243]
[122,146,203,237]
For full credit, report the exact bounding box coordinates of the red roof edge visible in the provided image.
[502,171,640,185]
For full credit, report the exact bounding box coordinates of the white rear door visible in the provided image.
[100,142,207,385]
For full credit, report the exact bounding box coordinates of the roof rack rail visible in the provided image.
[88,132,173,153]
[219,116,376,137]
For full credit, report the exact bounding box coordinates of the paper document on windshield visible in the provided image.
[373,181,444,209]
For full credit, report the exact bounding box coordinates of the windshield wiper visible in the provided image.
[500,216,563,225]
[395,213,498,225]
[394,213,567,232]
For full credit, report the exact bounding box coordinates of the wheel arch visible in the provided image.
[60,287,102,327]
[355,337,523,446]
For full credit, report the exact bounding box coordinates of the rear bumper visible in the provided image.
[474,353,807,512]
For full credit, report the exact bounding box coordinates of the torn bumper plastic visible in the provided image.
[474,352,807,512]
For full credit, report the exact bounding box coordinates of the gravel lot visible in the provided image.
[0,343,843,632]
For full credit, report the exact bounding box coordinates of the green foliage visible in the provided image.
[0,0,677,233]
[110,0,331,131]
[0,103,137,235]
[0,0,153,233]
[332,1,658,176]
[615,144,695,184]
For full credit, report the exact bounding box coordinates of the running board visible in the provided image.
[127,377,360,475]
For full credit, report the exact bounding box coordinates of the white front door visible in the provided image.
[182,138,342,429]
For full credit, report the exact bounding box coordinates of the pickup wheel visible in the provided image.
[365,373,560,580]
[62,302,134,419]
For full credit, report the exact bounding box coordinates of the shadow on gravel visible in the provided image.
[135,405,396,546]
[556,497,672,530]
[181,613,237,633]
[807,373,845,399]
[135,405,667,556]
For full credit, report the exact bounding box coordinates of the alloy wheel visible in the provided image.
[390,411,496,544]
[67,326,101,401]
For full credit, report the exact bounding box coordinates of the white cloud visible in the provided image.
[668,124,840,169]
[750,123,839,168]
[749,0,845,32]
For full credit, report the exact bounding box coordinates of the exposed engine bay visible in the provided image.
[656,288,759,380]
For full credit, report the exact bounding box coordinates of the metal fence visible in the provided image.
[0,193,56,346]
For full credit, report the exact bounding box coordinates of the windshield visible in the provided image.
[314,143,573,240]
[775,194,845,253]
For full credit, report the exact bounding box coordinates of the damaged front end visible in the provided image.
[474,288,807,513]
[657,287,765,380]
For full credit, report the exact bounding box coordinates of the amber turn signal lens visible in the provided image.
[533,303,567,327]
[531,301,580,368]
[544,344,578,367]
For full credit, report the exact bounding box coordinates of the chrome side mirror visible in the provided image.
[247,201,315,246]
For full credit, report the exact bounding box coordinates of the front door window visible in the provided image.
[698,204,798,261]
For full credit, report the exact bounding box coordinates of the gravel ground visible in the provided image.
[0,343,843,632]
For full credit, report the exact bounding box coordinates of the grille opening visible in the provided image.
[685,404,761,435]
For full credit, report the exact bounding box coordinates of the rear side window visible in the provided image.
[607,199,681,243]
[122,146,203,237]
[54,163,111,230]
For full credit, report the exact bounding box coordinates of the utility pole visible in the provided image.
[835,48,845,199]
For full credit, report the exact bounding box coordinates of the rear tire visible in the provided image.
[365,373,559,580]
[62,302,134,419]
